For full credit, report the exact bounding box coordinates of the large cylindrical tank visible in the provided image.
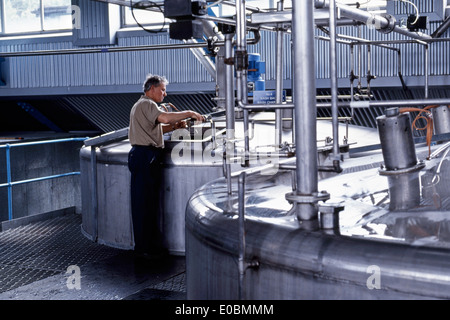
[80,137,223,255]
[186,158,450,299]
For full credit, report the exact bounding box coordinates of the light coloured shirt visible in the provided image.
[128,95,164,148]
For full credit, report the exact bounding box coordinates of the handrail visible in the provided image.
[0,137,88,221]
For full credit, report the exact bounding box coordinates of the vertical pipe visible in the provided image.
[90,147,98,241]
[292,0,319,220]
[235,0,250,167]
[275,0,284,147]
[203,19,226,111]
[235,0,247,51]
[6,144,12,220]
[0,0,5,34]
[350,44,355,118]
[216,53,227,111]
[357,26,362,92]
[225,34,235,134]
[290,39,295,140]
[236,62,249,166]
[40,0,44,31]
[225,33,234,194]
[329,0,340,162]
[238,171,246,300]
[242,88,250,167]
[424,44,429,99]
[367,45,372,94]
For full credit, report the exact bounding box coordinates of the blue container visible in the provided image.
[248,53,265,94]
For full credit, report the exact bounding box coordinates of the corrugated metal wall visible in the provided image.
[0,1,448,93]
[1,35,212,90]
[117,33,213,84]
[59,92,215,133]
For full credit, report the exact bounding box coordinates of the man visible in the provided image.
[128,74,204,260]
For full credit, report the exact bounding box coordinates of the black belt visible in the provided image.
[132,145,161,149]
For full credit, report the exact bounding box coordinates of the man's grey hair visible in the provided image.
[143,74,169,92]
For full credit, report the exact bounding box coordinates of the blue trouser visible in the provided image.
[128,145,164,254]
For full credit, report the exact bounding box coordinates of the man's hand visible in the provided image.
[190,111,205,123]
[174,120,187,130]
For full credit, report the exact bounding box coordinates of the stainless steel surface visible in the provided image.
[80,142,133,250]
[329,0,340,162]
[224,33,235,194]
[79,114,305,253]
[237,172,246,300]
[386,172,421,211]
[84,128,129,147]
[80,137,223,254]
[235,0,250,166]
[337,2,432,40]
[186,144,450,299]
[292,0,319,221]
[433,105,450,135]
[46,0,450,301]
[377,110,418,171]
[275,1,284,146]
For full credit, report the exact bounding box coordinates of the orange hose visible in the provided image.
[399,105,440,159]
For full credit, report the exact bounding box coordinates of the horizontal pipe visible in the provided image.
[350,37,450,46]
[319,99,450,108]
[238,101,294,110]
[230,158,296,178]
[0,137,88,148]
[239,99,450,111]
[249,117,352,122]
[317,26,400,52]
[0,42,212,58]
[336,3,432,40]
[0,172,80,188]
[0,33,260,58]
[0,137,88,220]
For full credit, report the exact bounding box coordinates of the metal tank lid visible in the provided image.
[188,142,450,249]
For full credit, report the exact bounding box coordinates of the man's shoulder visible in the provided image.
[133,96,158,110]
[137,95,155,104]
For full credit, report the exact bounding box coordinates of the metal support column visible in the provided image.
[235,0,250,167]
[290,0,321,221]
[329,0,342,171]
[225,33,235,194]
[275,0,284,147]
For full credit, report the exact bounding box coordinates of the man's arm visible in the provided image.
[157,110,204,125]
[161,120,187,134]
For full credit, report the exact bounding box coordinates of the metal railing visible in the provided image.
[0,137,88,221]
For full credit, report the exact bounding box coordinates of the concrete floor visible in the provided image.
[0,213,186,300]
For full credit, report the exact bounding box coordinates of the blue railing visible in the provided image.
[0,137,88,221]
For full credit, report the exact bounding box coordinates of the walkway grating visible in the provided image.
[0,213,121,294]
